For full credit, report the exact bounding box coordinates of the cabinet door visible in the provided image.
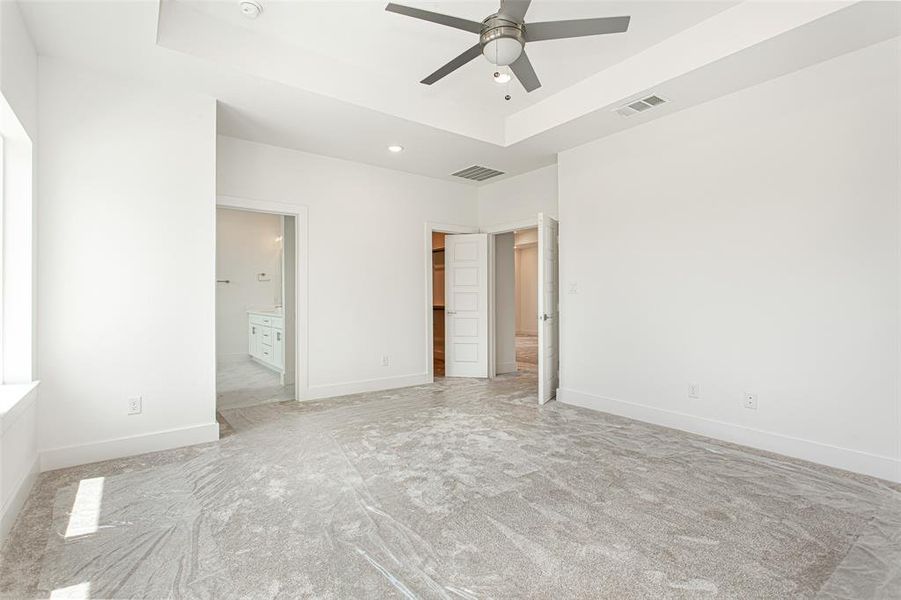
[259,344,274,365]
[273,328,284,370]
[249,322,261,358]
[260,326,273,348]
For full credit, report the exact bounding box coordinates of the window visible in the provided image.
[0,91,34,385]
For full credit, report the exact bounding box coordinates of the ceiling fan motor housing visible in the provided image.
[480,14,524,66]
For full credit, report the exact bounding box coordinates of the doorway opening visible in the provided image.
[432,231,446,377]
[425,222,480,382]
[216,207,297,409]
[494,228,539,380]
[488,213,559,404]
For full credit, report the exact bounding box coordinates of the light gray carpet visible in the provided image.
[1,373,899,598]
[217,355,294,409]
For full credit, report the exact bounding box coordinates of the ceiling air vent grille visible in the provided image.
[452,165,505,182]
[614,94,668,117]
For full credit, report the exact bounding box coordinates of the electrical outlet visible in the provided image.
[381,355,389,367]
[743,393,758,410]
[688,383,700,399]
[569,282,579,294]
[128,396,142,415]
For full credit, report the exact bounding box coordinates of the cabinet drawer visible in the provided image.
[260,345,273,361]
[249,314,284,330]
[260,326,273,343]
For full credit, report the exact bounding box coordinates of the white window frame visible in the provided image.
[0,91,34,385]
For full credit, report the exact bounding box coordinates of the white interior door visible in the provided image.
[538,213,559,403]
[445,233,489,378]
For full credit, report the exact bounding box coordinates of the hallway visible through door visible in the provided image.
[494,227,539,383]
[514,228,539,374]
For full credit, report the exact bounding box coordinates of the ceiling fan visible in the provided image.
[385,0,630,93]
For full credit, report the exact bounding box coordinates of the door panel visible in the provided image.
[538,214,560,403]
[273,328,285,370]
[249,322,261,359]
[445,234,489,377]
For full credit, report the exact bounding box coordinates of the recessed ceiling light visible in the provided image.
[388,145,404,153]
[239,0,262,19]
[493,72,511,84]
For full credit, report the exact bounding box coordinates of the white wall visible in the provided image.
[514,229,538,336]
[217,136,478,399]
[216,208,283,358]
[0,1,37,140]
[37,59,218,470]
[495,232,515,374]
[0,0,38,547]
[558,39,901,482]
[0,383,37,545]
[515,246,538,335]
[478,164,557,230]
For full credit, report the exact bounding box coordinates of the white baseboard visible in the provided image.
[558,388,901,484]
[496,361,517,375]
[0,455,38,547]
[40,422,220,472]
[304,373,430,401]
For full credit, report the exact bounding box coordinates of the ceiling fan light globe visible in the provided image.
[239,0,262,19]
[482,37,522,66]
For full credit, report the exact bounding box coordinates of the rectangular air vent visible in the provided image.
[452,165,505,182]
[614,94,668,117]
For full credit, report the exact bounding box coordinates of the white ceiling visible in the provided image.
[18,1,901,184]
[173,1,735,129]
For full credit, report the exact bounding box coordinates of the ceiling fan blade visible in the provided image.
[421,44,483,85]
[498,0,531,22]
[510,50,540,92]
[385,3,482,34]
[525,16,630,42]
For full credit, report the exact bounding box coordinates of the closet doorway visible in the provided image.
[432,231,446,377]
[425,222,480,382]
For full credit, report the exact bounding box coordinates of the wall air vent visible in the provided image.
[614,94,668,117]
[452,165,505,182]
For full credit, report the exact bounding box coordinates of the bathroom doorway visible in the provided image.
[216,207,297,409]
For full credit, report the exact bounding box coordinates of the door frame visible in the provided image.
[424,222,479,383]
[216,195,310,401]
[482,217,540,379]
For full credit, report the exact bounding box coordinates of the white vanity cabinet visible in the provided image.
[248,311,285,373]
